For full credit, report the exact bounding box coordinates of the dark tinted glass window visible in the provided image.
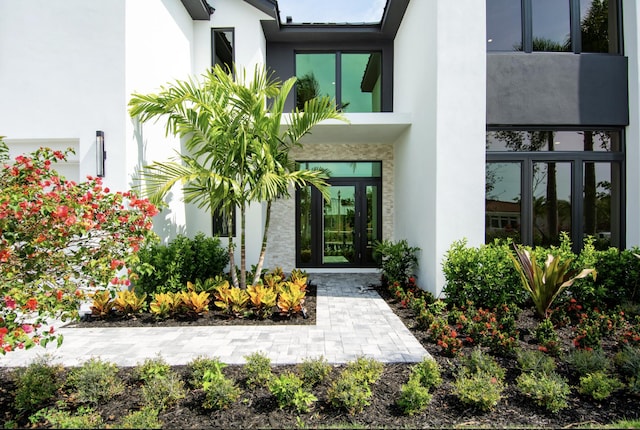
[487,0,522,51]
[532,0,571,51]
[213,29,234,72]
[581,0,612,53]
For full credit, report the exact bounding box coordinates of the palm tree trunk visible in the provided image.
[240,203,247,289]
[227,207,239,288]
[252,200,271,286]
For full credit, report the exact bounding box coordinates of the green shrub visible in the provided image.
[534,318,561,355]
[397,378,432,416]
[567,349,611,376]
[408,357,442,390]
[516,371,570,413]
[13,356,63,414]
[244,351,273,388]
[578,371,624,400]
[132,233,228,296]
[66,358,124,405]
[202,369,242,410]
[134,355,171,382]
[373,239,420,285]
[572,246,640,310]
[116,407,162,429]
[461,348,506,382]
[297,356,332,388]
[442,239,526,309]
[269,372,317,413]
[345,356,384,385]
[187,355,226,389]
[31,406,103,429]
[615,345,640,380]
[141,372,186,410]
[453,371,504,412]
[327,370,373,415]
[516,349,556,375]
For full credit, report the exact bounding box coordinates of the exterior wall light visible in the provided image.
[96,130,106,177]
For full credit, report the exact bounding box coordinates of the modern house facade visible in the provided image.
[1,0,638,297]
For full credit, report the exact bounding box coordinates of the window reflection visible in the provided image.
[532,0,571,51]
[486,163,521,243]
[584,162,621,249]
[487,131,619,152]
[342,53,381,112]
[533,162,572,247]
[295,52,381,112]
[487,0,522,51]
[295,53,336,110]
[213,29,234,72]
[581,0,613,53]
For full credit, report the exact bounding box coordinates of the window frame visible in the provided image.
[486,127,626,251]
[294,50,383,112]
[212,27,235,72]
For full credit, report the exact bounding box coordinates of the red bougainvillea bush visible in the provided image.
[0,138,158,353]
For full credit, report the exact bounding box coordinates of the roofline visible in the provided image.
[256,0,410,43]
[243,0,280,20]
[180,0,214,20]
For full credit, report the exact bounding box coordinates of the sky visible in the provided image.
[276,0,386,24]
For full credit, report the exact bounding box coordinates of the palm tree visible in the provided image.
[129,64,346,288]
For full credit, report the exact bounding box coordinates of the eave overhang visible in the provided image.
[281,113,411,145]
[259,0,409,43]
[180,0,214,20]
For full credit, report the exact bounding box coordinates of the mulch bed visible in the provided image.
[1,281,639,428]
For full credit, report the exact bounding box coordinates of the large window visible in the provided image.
[486,130,623,250]
[487,0,620,53]
[295,52,382,112]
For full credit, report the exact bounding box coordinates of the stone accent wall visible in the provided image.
[265,143,394,271]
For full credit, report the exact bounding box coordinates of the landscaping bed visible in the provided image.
[65,284,317,328]
[1,280,639,429]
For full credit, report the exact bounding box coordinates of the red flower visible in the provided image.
[21,324,34,334]
[25,297,38,311]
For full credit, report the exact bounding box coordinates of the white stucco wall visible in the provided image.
[393,0,486,296]
[624,0,640,248]
[125,0,197,240]
[0,0,126,184]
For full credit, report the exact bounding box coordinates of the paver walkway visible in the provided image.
[0,273,430,367]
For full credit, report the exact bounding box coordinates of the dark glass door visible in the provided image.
[297,178,381,267]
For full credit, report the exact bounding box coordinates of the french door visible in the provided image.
[297,178,381,267]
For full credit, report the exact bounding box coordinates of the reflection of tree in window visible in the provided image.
[581,0,610,53]
[296,73,320,111]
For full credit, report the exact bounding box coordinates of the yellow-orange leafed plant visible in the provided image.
[247,284,277,319]
[510,244,596,319]
[176,290,210,317]
[213,281,249,317]
[277,282,307,317]
[113,290,147,315]
[149,292,178,319]
[90,290,114,317]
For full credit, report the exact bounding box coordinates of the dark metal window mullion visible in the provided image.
[572,160,584,252]
[335,52,342,109]
[522,0,533,53]
[570,0,582,53]
[521,158,534,245]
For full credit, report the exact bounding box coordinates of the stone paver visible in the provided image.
[0,273,430,367]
